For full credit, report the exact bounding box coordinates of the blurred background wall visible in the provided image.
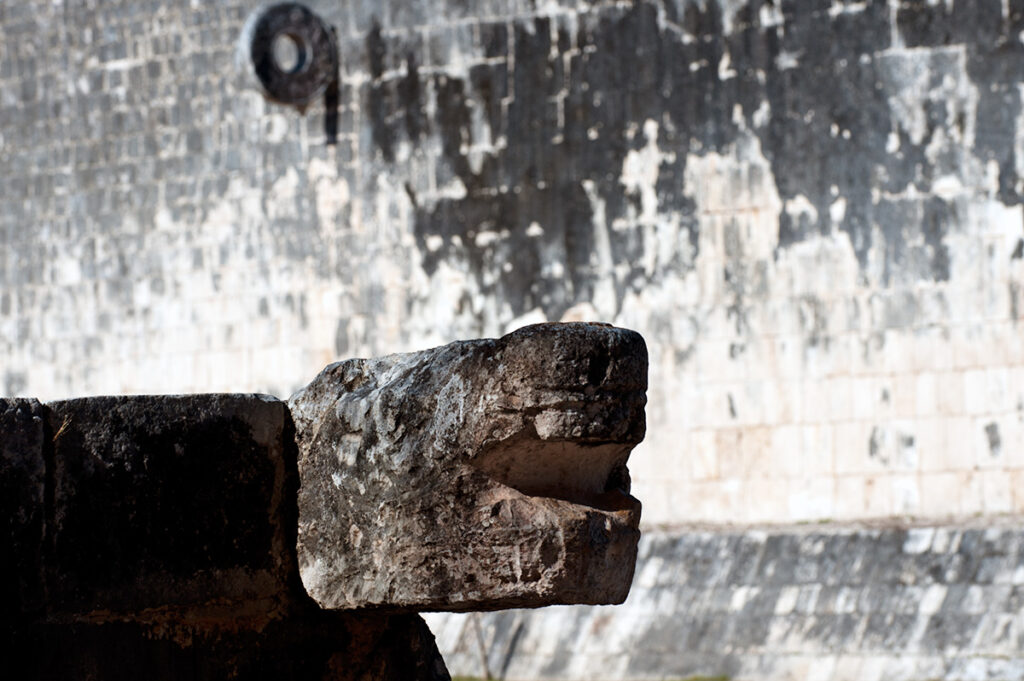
[2,0,1023,678]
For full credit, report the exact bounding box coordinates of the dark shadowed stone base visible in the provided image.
[45,394,295,614]
[0,398,46,621]
[9,610,449,681]
[1,394,450,681]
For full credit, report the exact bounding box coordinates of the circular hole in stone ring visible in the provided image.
[271,32,308,73]
[250,3,338,107]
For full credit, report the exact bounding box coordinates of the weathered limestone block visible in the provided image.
[0,398,47,621]
[289,322,647,611]
[45,393,295,615]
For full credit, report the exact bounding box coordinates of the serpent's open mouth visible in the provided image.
[469,386,646,516]
[470,433,641,514]
[466,323,648,519]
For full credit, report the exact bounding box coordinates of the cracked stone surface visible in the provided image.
[289,322,647,612]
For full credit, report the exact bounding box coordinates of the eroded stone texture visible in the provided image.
[0,398,47,622]
[45,393,295,615]
[289,322,647,611]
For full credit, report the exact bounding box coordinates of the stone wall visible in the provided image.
[427,521,1024,681]
[3,3,1023,674]
[2,0,1023,524]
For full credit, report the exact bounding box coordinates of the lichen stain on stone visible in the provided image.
[348,0,1024,323]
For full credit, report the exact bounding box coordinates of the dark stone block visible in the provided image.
[724,533,766,585]
[8,611,450,681]
[1005,585,1024,612]
[677,534,729,587]
[729,612,771,647]
[740,587,779,619]
[804,613,862,649]
[0,398,47,621]
[860,531,908,583]
[755,534,801,585]
[921,613,985,653]
[975,552,1012,584]
[815,534,856,586]
[861,612,917,649]
[45,393,294,615]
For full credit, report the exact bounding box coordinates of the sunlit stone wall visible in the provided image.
[2,0,1024,524]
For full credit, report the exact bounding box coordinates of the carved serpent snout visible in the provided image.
[473,322,647,443]
[465,323,646,513]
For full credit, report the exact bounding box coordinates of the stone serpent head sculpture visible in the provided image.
[290,322,647,611]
